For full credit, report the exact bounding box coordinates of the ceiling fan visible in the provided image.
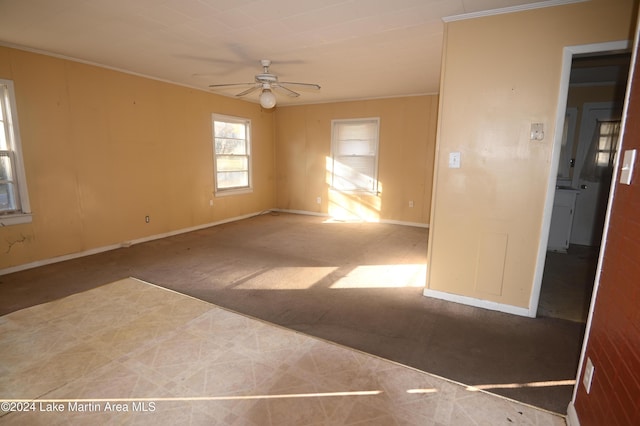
[209,59,321,109]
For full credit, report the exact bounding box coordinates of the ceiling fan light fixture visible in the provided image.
[259,89,276,109]
[210,59,319,107]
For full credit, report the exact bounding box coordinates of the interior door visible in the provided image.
[570,103,621,246]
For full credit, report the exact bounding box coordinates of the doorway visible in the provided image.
[538,49,630,322]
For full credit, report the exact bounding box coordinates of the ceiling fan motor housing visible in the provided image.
[256,73,278,83]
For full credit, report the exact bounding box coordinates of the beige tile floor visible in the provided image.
[0,278,566,425]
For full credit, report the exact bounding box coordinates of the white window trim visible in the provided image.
[330,117,381,195]
[0,79,32,226]
[212,113,253,196]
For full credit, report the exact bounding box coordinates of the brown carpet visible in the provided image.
[0,212,584,414]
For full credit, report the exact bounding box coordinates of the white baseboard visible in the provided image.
[273,209,429,228]
[566,402,580,426]
[272,209,329,218]
[0,211,267,276]
[381,218,429,228]
[423,288,532,317]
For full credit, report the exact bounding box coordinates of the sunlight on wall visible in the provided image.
[325,156,382,221]
[328,190,382,222]
[330,264,426,289]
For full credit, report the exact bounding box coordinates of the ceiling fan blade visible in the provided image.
[209,82,255,89]
[272,84,300,97]
[235,85,261,97]
[176,54,237,65]
[280,81,321,90]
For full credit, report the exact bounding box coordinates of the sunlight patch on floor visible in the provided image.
[232,266,338,290]
[466,379,576,392]
[330,264,426,289]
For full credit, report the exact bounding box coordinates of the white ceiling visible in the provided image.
[0,0,558,106]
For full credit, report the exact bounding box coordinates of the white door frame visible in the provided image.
[529,40,630,318]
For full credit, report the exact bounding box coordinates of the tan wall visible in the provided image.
[427,0,637,309]
[0,47,276,270]
[275,96,438,224]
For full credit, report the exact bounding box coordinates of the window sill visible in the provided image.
[0,213,33,226]
[215,188,253,197]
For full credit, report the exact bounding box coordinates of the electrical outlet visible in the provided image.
[409,200,414,208]
[583,357,595,394]
[316,196,321,204]
[145,215,150,223]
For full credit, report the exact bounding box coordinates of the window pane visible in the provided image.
[0,85,5,122]
[215,138,247,155]
[334,156,375,191]
[338,139,375,156]
[0,182,16,211]
[0,87,7,150]
[0,80,29,217]
[0,153,13,181]
[596,152,610,166]
[337,122,377,140]
[0,126,7,151]
[217,171,248,189]
[217,156,248,172]
[214,121,246,139]
[599,121,617,135]
[339,155,375,176]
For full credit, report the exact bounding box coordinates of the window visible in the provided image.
[212,114,251,194]
[0,79,31,225]
[580,119,620,183]
[330,118,380,193]
[595,120,620,167]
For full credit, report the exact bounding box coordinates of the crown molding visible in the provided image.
[443,0,588,23]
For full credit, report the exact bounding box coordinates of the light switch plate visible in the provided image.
[620,149,636,185]
[449,152,461,168]
[530,123,544,141]
[583,357,595,394]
